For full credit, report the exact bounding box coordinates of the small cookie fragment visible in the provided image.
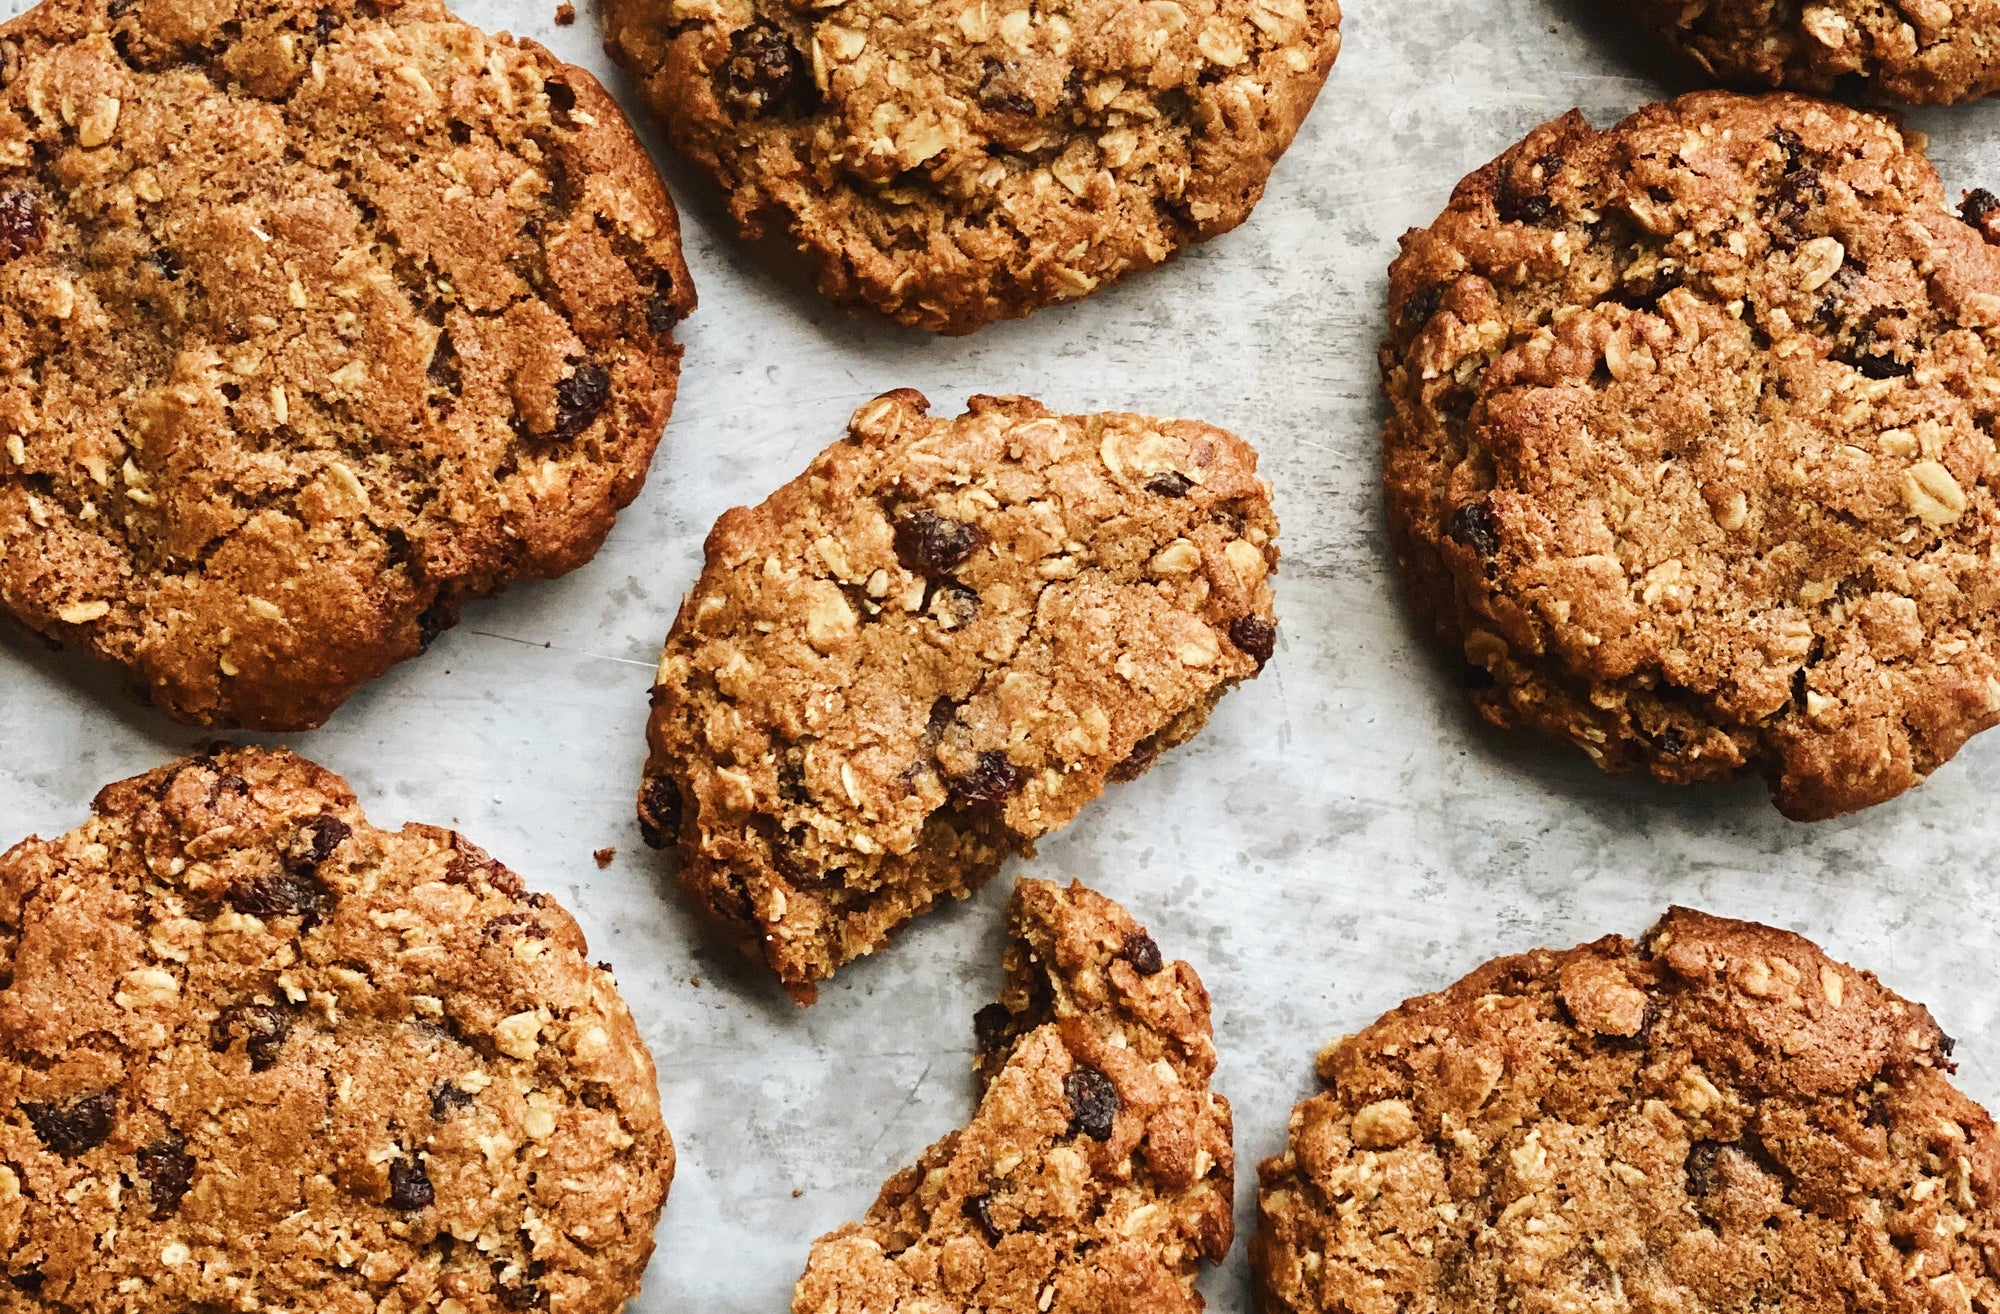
[602,0,1343,332]
[1383,92,2000,819]
[1628,0,2000,105]
[0,0,695,729]
[1254,907,1983,1314]
[640,390,1279,1001]
[794,879,1234,1313]
[0,748,671,1314]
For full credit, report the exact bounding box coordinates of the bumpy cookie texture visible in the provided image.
[0,0,694,729]
[1254,907,1991,1314]
[1630,0,2000,105]
[602,0,1341,333]
[795,879,1234,1313]
[0,748,671,1313]
[640,390,1279,1002]
[1383,92,2000,820]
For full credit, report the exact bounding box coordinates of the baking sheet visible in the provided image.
[6,0,2000,1307]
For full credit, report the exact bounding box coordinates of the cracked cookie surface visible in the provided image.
[1383,91,2000,820]
[1629,0,2000,105]
[0,0,694,729]
[0,747,670,1313]
[1254,907,1991,1314]
[601,0,1340,333]
[794,878,1233,1314]
[639,390,1278,1002]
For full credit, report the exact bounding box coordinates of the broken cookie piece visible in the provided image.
[795,879,1234,1313]
[1255,907,1992,1314]
[0,747,671,1314]
[639,390,1280,1002]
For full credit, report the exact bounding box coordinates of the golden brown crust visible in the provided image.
[1382,91,2000,820]
[639,390,1280,1002]
[601,0,1341,333]
[0,0,694,729]
[1631,0,2000,105]
[1254,907,1984,1314]
[794,879,1234,1313]
[0,747,670,1313]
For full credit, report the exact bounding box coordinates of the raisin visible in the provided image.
[647,272,683,333]
[495,1276,547,1310]
[929,579,981,629]
[152,249,182,280]
[1448,502,1500,559]
[293,814,351,869]
[544,80,576,116]
[210,1003,292,1071]
[136,1132,195,1215]
[387,1157,435,1211]
[1108,735,1161,783]
[974,1002,1017,1057]
[1684,1139,1723,1195]
[1400,281,1448,334]
[1769,127,1806,173]
[637,775,683,849]
[949,751,1020,805]
[976,59,1036,115]
[0,191,45,262]
[1496,152,1562,225]
[428,333,463,397]
[1144,471,1193,498]
[1769,167,1825,246]
[1229,615,1277,666]
[963,1192,1003,1242]
[430,1082,476,1121]
[314,7,340,41]
[722,23,808,117]
[228,869,333,927]
[1122,931,1164,977]
[895,508,986,577]
[1655,726,1686,757]
[924,697,957,747]
[1941,1031,1959,1060]
[548,361,610,441]
[1063,1065,1119,1141]
[1965,188,2000,242]
[23,1091,115,1158]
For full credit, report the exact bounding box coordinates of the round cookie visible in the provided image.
[1629,0,2000,105]
[0,0,695,729]
[0,747,671,1313]
[601,0,1341,334]
[1255,907,1993,1314]
[1383,91,2000,820]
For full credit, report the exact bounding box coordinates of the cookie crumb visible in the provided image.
[792,1188,804,1198]
[593,846,616,868]
[556,2,576,22]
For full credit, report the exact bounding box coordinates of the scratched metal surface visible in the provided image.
[5,0,2000,1307]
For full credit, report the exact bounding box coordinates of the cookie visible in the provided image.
[0,0,695,730]
[1382,91,2000,821]
[1629,0,2000,105]
[794,879,1234,1314]
[1254,907,1990,1314]
[639,390,1279,1002]
[0,747,670,1313]
[601,0,1342,334]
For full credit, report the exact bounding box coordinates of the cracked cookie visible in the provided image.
[639,390,1279,1002]
[794,878,1234,1314]
[0,747,670,1313]
[1628,0,2000,105]
[1254,907,1992,1314]
[601,0,1341,333]
[0,0,694,729]
[1383,91,2000,820]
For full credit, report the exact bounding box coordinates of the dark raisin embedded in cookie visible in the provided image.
[0,747,671,1314]
[795,880,1235,1311]
[0,0,695,730]
[1383,92,2000,819]
[641,391,1280,1001]
[1627,0,2000,104]
[1254,908,1984,1314]
[604,0,1342,332]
